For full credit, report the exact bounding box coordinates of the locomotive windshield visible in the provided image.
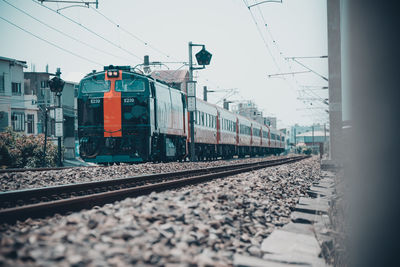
[80,79,110,93]
[115,79,145,92]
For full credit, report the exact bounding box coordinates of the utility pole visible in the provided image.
[312,125,315,153]
[56,69,62,167]
[49,68,65,167]
[42,107,48,167]
[187,42,212,162]
[294,128,297,153]
[203,86,208,101]
[188,42,195,162]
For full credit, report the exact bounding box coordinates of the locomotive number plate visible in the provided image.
[123,98,135,104]
[90,98,101,104]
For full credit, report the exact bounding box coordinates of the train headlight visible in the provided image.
[107,70,119,78]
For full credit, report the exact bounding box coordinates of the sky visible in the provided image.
[0,0,329,129]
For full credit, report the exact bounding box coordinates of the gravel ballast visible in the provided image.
[0,157,320,266]
[0,156,286,192]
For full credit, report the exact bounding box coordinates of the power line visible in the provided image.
[251,1,328,121]
[242,0,282,74]
[32,0,142,61]
[85,3,174,60]
[0,16,103,66]
[2,0,129,62]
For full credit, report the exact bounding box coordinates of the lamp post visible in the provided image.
[42,106,48,167]
[49,68,65,167]
[188,42,212,161]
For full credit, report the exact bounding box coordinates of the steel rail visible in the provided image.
[0,155,273,173]
[0,165,98,174]
[0,156,308,224]
[0,157,295,208]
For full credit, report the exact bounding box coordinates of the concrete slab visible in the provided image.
[299,197,330,206]
[263,253,327,266]
[261,229,326,266]
[295,197,330,214]
[307,187,333,198]
[233,254,289,267]
[313,182,334,189]
[291,211,323,224]
[282,222,315,236]
[310,186,333,194]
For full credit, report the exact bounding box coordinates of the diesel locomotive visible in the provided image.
[77,65,285,164]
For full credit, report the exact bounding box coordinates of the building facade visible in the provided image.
[0,56,38,135]
[24,72,77,159]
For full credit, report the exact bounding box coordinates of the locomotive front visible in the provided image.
[77,66,151,163]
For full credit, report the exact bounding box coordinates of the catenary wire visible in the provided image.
[245,0,327,121]
[84,2,174,60]
[32,0,142,61]
[242,0,282,74]
[2,0,131,63]
[0,16,103,66]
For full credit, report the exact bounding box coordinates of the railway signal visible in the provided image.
[48,76,65,93]
[48,68,64,167]
[188,42,213,161]
[195,48,212,66]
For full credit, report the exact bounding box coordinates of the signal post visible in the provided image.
[187,42,212,161]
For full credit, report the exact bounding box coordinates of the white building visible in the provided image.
[0,56,38,135]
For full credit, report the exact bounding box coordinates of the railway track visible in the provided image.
[0,165,98,174]
[0,155,308,224]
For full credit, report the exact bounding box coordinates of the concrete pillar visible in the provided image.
[327,0,342,164]
[342,1,400,265]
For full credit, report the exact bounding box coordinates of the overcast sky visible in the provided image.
[0,0,328,129]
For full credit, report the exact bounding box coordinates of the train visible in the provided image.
[77,65,285,164]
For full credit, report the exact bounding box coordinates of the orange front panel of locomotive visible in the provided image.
[104,70,122,137]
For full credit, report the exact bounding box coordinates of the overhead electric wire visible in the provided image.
[85,3,173,60]
[32,0,142,61]
[2,0,130,62]
[243,0,282,74]
[0,16,103,66]
[244,0,327,121]
[254,1,327,121]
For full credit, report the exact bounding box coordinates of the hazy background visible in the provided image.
[0,0,328,128]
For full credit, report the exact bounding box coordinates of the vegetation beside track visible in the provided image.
[0,128,58,169]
